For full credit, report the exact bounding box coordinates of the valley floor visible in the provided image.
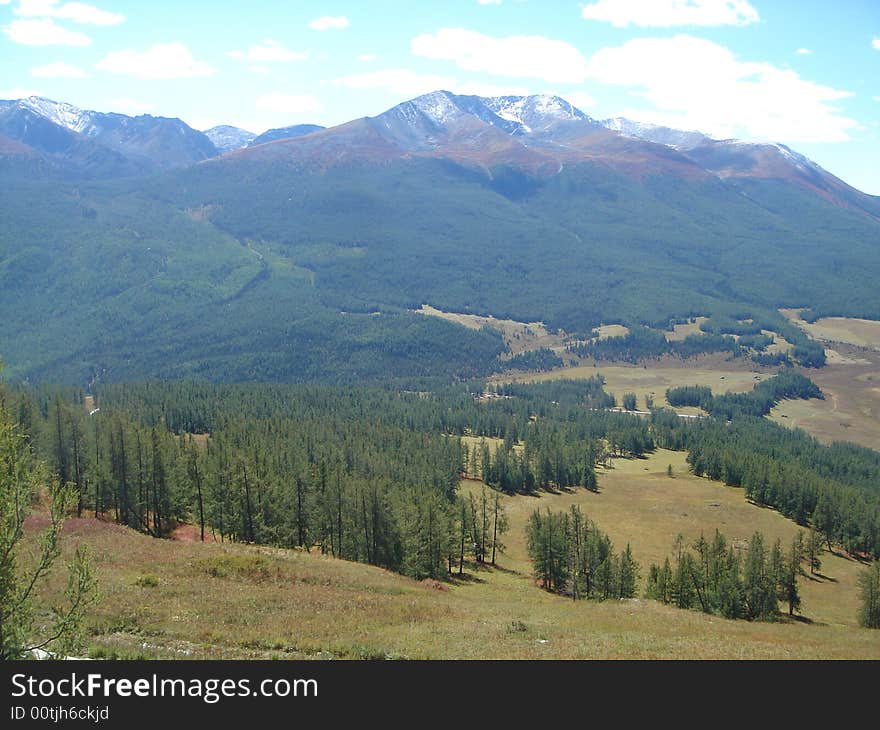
[31,448,880,660]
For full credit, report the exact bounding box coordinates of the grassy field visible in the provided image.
[761,311,880,448]
[493,357,766,415]
[28,448,880,660]
[415,304,568,357]
[768,352,880,449]
[463,449,869,629]
[664,318,708,342]
[781,310,880,350]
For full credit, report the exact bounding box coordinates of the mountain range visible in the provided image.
[0,91,877,383]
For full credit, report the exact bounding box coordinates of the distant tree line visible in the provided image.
[567,317,826,369]
[666,370,822,420]
[567,327,740,364]
[503,348,564,372]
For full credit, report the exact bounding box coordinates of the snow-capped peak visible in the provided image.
[204,125,256,153]
[410,90,462,126]
[600,117,710,150]
[482,94,588,135]
[19,96,97,136]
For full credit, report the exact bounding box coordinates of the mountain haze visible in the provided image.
[0,97,218,176]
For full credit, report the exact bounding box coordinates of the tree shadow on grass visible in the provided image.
[805,571,837,583]
[446,560,520,585]
[446,572,485,586]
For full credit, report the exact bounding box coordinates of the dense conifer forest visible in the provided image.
[4,370,878,599]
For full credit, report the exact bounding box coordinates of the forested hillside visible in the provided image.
[1,93,878,383]
[7,372,878,590]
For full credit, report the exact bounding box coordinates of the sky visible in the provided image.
[1,0,879,193]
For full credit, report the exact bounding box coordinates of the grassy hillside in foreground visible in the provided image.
[28,448,880,660]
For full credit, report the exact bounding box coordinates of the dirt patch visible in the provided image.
[419,578,449,592]
[171,523,219,543]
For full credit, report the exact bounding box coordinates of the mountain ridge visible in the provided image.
[2,90,877,214]
[0,90,878,383]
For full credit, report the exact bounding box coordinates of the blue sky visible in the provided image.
[2,0,879,193]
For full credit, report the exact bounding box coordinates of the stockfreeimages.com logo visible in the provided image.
[11,672,317,705]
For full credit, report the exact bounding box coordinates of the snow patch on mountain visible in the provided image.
[19,97,97,136]
[601,117,710,150]
[205,125,256,153]
[482,94,588,135]
[410,90,462,127]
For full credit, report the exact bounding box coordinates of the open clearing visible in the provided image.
[664,317,708,342]
[415,304,568,356]
[593,324,630,340]
[781,309,880,351]
[769,348,880,449]
[29,448,880,660]
[493,357,766,414]
[464,449,869,631]
[765,310,880,448]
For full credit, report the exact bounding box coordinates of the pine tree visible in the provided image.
[743,532,778,620]
[806,526,823,575]
[617,543,639,598]
[858,561,880,629]
[490,490,508,566]
[781,535,803,617]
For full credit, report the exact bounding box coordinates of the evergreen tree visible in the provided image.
[0,407,97,659]
[617,543,638,598]
[743,533,778,620]
[806,526,823,575]
[858,562,880,629]
[781,535,803,617]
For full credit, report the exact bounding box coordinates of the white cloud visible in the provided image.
[332,68,528,98]
[228,40,308,63]
[255,92,322,115]
[106,97,152,115]
[333,68,457,96]
[581,0,759,27]
[563,91,596,112]
[478,0,503,4]
[358,53,377,62]
[455,81,530,97]
[31,61,87,77]
[588,35,858,143]
[96,43,215,79]
[3,18,91,45]
[308,16,349,31]
[411,28,589,83]
[0,86,43,99]
[795,48,812,55]
[14,0,124,25]
[873,38,880,50]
